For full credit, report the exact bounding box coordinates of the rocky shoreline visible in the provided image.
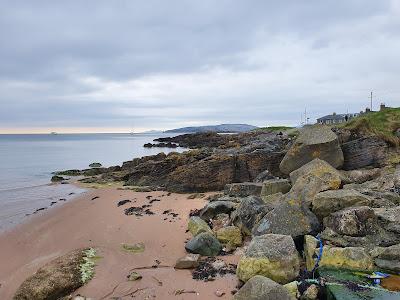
[3,124,400,299]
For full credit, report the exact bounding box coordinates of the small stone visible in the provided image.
[127,271,142,281]
[215,290,225,297]
[211,259,226,271]
[121,242,145,253]
[185,232,222,256]
[174,254,201,269]
[302,284,319,300]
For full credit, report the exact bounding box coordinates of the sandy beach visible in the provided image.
[0,188,238,299]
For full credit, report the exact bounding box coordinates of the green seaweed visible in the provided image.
[121,242,145,253]
[79,248,97,284]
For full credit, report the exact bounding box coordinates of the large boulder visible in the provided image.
[253,197,320,240]
[374,206,400,234]
[199,201,237,220]
[232,196,270,236]
[188,216,213,236]
[234,275,293,300]
[340,168,381,184]
[341,136,388,170]
[185,232,222,256]
[321,206,400,248]
[311,189,372,220]
[14,249,94,300]
[373,244,400,272]
[224,182,263,197]
[236,234,300,284]
[289,159,342,205]
[304,235,373,271]
[216,226,242,248]
[279,125,344,174]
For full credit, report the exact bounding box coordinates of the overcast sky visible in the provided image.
[1,0,400,133]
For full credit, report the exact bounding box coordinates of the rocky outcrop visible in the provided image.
[341,136,388,170]
[373,244,400,272]
[234,275,293,300]
[280,125,344,174]
[236,234,300,284]
[14,249,94,300]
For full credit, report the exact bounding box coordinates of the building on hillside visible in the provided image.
[317,112,359,125]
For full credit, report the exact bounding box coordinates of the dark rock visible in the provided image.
[185,232,222,256]
[341,136,388,170]
[253,169,275,183]
[89,162,102,168]
[199,201,237,220]
[117,199,131,207]
[51,175,65,182]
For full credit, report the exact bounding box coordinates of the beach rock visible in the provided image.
[224,182,263,197]
[311,189,372,220]
[279,125,344,175]
[55,169,82,176]
[199,201,236,220]
[260,179,291,197]
[341,136,388,170]
[253,197,320,239]
[231,196,270,236]
[373,244,400,272]
[185,232,222,256]
[236,234,300,284]
[51,175,65,182]
[13,249,92,300]
[174,254,200,269]
[215,226,242,248]
[233,275,293,300]
[324,206,377,237]
[253,169,275,183]
[304,235,374,271]
[188,216,213,236]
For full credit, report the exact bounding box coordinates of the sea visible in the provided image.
[0,133,184,232]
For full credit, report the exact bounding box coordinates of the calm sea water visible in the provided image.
[0,133,184,231]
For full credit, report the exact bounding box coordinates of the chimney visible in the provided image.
[366,108,371,113]
[380,103,386,111]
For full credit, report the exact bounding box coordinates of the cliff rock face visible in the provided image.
[279,125,344,175]
[341,136,388,170]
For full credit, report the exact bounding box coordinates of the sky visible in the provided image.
[1,0,400,133]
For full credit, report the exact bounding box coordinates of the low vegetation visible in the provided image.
[254,126,294,132]
[341,108,400,147]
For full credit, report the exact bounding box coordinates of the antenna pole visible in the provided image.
[370,91,373,111]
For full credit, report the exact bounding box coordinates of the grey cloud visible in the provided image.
[0,0,399,131]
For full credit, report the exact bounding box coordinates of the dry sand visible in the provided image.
[0,188,239,299]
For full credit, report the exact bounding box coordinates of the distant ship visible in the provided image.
[50,132,58,135]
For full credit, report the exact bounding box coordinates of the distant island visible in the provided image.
[165,123,258,133]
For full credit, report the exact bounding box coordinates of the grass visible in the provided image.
[341,108,400,147]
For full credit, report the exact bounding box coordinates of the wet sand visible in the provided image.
[0,188,238,299]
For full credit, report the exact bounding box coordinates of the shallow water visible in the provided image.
[0,133,184,231]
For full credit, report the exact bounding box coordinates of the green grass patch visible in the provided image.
[341,108,400,147]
